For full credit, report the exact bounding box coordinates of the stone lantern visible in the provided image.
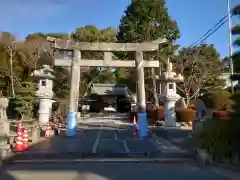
[0,97,10,159]
[159,61,183,127]
[32,65,55,126]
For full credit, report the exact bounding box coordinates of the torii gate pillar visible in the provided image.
[66,49,81,137]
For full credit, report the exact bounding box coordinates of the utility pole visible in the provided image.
[227,0,234,93]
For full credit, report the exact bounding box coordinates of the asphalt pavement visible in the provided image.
[1,162,237,180]
[16,115,159,156]
[1,113,239,180]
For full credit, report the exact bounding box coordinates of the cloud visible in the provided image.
[0,0,67,26]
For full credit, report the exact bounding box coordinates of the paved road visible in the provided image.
[15,114,162,157]
[2,114,238,179]
[1,162,236,180]
[5,114,193,162]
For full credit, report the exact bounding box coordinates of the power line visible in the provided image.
[190,15,228,47]
[192,18,229,47]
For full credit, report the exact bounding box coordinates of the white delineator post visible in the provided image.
[33,65,55,126]
[159,61,183,127]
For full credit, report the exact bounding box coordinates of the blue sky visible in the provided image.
[0,0,239,57]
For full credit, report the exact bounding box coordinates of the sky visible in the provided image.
[0,0,239,57]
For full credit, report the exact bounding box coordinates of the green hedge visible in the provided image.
[201,90,233,111]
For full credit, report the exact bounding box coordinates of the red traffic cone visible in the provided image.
[133,117,139,136]
[23,129,29,150]
[44,122,51,138]
[15,128,24,152]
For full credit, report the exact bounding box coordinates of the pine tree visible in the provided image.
[117,0,180,43]
[116,0,180,92]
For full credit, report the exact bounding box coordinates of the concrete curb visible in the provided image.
[192,149,240,171]
[10,157,195,164]
[208,163,240,172]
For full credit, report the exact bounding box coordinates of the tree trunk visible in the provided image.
[151,68,159,108]
[185,94,190,106]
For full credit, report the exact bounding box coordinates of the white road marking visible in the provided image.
[92,119,103,153]
[114,132,118,140]
[122,139,130,153]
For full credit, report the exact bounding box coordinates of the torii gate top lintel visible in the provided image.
[53,41,164,68]
[56,42,160,52]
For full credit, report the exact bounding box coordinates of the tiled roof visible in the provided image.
[90,83,130,96]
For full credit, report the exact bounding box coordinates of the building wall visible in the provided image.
[220,73,238,89]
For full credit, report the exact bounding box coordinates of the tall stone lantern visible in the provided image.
[0,97,10,159]
[32,65,55,126]
[159,61,183,127]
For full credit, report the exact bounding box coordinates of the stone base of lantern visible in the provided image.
[37,98,53,126]
[162,95,180,127]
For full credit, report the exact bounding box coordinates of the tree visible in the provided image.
[0,33,26,97]
[116,0,180,94]
[24,33,70,99]
[12,81,36,117]
[72,25,118,97]
[26,33,69,41]
[232,4,240,74]
[0,32,41,118]
[117,0,179,42]
[173,44,225,105]
[229,4,240,156]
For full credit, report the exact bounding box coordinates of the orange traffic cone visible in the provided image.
[44,122,51,138]
[133,116,137,125]
[15,127,24,152]
[133,116,139,136]
[23,129,29,150]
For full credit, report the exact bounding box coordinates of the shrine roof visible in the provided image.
[90,83,130,96]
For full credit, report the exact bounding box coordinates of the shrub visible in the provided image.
[198,118,232,160]
[213,110,229,120]
[197,91,240,161]
[201,90,233,111]
[176,108,196,123]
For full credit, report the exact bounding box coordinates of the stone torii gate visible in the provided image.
[53,40,166,137]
